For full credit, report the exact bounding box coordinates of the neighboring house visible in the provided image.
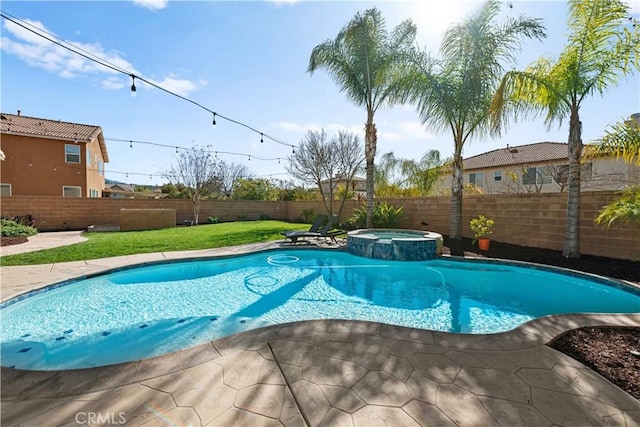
[104,183,135,198]
[103,183,168,199]
[0,112,109,197]
[319,175,367,199]
[435,142,638,194]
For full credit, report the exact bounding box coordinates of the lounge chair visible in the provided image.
[283,215,344,245]
[281,214,327,239]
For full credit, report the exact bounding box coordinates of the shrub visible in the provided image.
[349,202,404,228]
[1,218,38,238]
[259,214,271,220]
[208,216,220,224]
[469,215,494,243]
[301,208,315,223]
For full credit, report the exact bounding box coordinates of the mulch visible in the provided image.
[549,327,640,400]
[443,236,640,283]
[0,236,28,246]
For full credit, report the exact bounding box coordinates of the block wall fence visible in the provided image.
[1,191,638,260]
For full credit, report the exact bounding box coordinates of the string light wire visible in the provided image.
[0,10,298,150]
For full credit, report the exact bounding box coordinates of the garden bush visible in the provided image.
[349,202,404,228]
[1,218,38,238]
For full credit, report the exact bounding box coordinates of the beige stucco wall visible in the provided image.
[434,157,639,195]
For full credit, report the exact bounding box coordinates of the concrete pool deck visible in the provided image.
[1,240,639,426]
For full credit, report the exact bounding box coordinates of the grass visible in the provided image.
[0,220,308,266]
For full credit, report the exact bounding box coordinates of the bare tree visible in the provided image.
[163,146,218,224]
[287,129,364,219]
[217,161,252,198]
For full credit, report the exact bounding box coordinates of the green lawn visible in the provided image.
[0,220,308,266]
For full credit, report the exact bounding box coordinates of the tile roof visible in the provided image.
[1,112,109,162]
[464,142,567,170]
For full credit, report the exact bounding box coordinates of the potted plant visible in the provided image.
[470,215,494,250]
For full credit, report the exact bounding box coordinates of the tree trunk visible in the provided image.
[563,105,582,258]
[449,143,464,239]
[192,192,201,225]
[365,113,377,228]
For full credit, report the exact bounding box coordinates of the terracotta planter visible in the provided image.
[478,238,490,251]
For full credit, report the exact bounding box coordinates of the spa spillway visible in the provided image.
[347,229,443,261]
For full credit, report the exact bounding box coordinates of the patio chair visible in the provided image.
[281,214,327,240]
[283,215,344,245]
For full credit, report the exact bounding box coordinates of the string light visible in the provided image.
[108,137,284,162]
[175,146,179,154]
[260,133,264,144]
[0,11,299,153]
[73,132,79,143]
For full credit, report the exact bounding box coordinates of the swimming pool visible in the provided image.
[2,249,639,370]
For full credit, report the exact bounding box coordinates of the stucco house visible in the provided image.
[434,142,638,194]
[0,112,109,197]
[319,175,366,199]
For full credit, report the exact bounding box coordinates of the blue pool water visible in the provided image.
[2,250,639,370]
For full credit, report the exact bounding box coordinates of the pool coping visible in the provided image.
[1,241,639,401]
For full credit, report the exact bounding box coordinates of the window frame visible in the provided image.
[87,147,92,166]
[0,183,12,196]
[63,186,82,197]
[65,144,81,164]
[89,188,99,197]
[493,171,502,182]
[469,172,484,187]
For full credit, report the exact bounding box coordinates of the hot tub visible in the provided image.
[347,229,443,261]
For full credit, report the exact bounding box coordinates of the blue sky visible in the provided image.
[2,0,639,186]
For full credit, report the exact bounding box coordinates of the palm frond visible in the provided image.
[584,118,640,165]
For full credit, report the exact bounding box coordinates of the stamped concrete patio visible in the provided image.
[1,241,639,426]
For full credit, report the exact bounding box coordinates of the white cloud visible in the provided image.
[132,0,168,11]
[271,120,432,143]
[1,18,137,79]
[101,76,126,90]
[147,76,201,97]
[396,121,434,140]
[1,18,201,96]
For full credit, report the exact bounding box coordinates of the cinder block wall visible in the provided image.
[1,192,638,260]
[120,209,176,231]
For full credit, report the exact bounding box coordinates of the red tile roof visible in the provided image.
[464,142,567,170]
[1,113,109,162]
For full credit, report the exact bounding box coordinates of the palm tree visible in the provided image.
[491,0,640,258]
[584,114,640,165]
[400,0,545,238]
[586,113,640,228]
[308,8,416,228]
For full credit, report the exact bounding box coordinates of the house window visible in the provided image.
[87,148,92,166]
[494,171,502,182]
[63,186,82,197]
[0,183,11,196]
[522,167,537,185]
[98,159,104,175]
[469,172,483,187]
[89,188,99,197]
[522,167,552,185]
[65,144,81,164]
